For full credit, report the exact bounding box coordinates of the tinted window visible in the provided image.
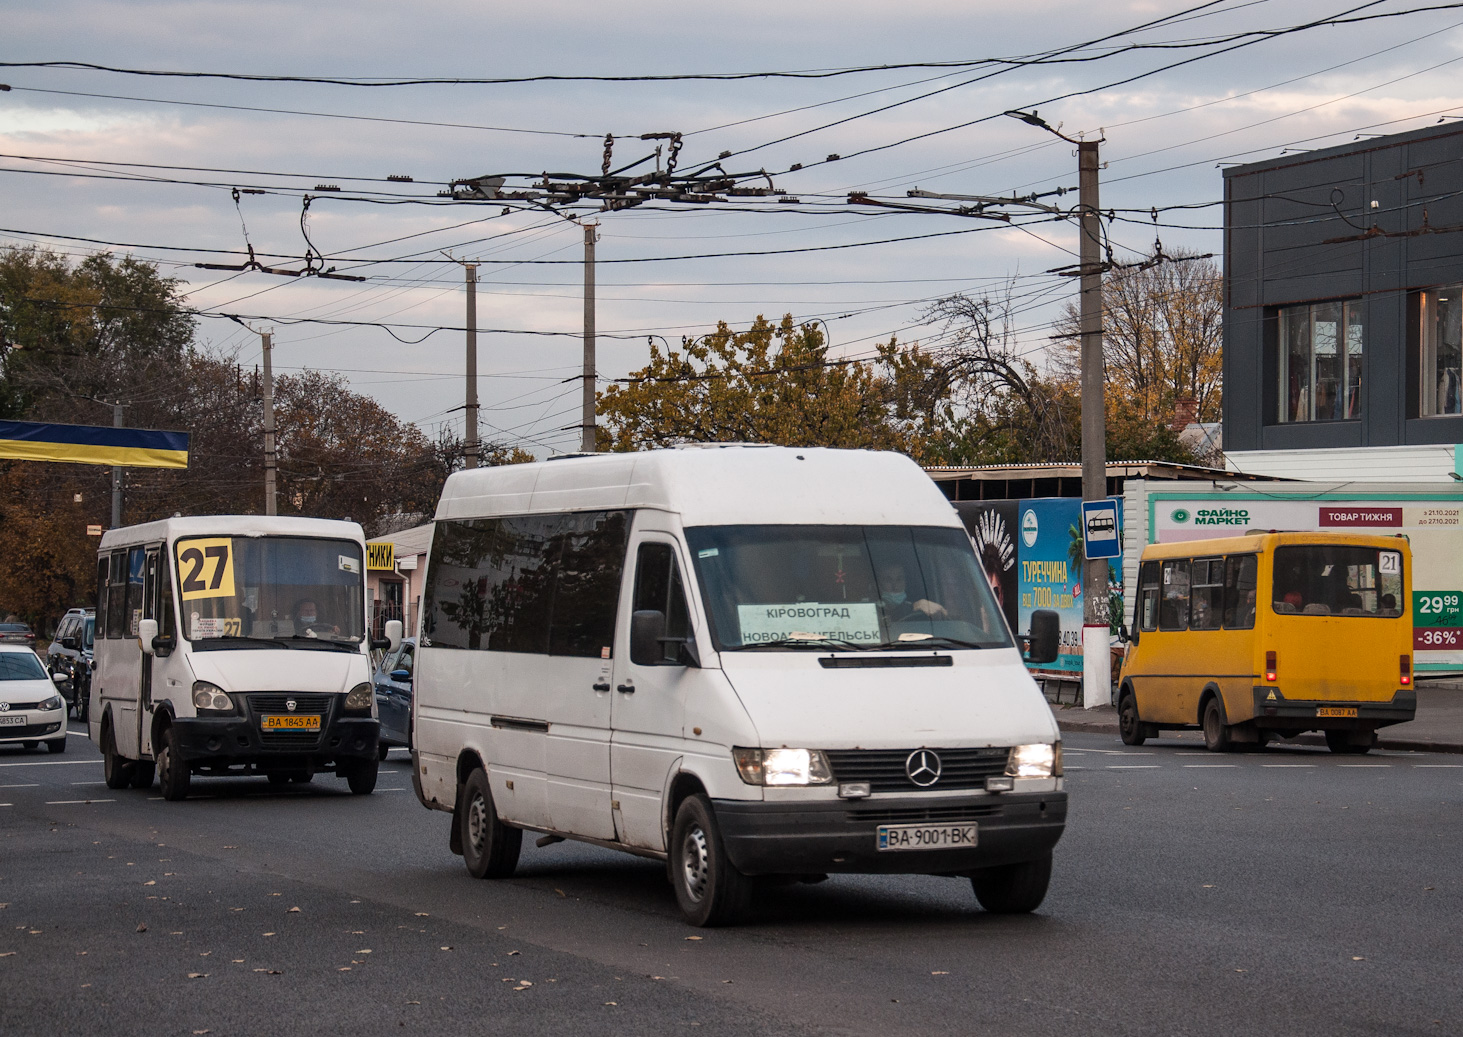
[1223,555,1259,629]
[106,550,127,639]
[1138,561,1161,632]
[1191,557,1223,630]
[96,558,109,632]
[0,652,47,681]
[423,511,629,657]
[126,547,146,637]
[634,543,691,661]
[1159,560,1190,631]
[1272,544,1403,617]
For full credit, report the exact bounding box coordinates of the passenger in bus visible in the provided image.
[1380,592,1398,614]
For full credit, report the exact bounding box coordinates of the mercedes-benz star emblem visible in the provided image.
[285,699,297,712]
[905,749,942,787]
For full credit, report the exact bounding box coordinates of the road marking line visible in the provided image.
[0,783,39,788]
[1337,764,1390,768]
[1413,764,1463,768]
[0,803,10,807]
[1262,764,1316,768]
[1183,764,1236,768]
[44,799,115,805]
[377,788,406,792]
[0,760,101,768]
[1107,765,1160,769]
[71,780,109,785]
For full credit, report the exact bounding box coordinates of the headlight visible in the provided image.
[40,695,64,711]
[192,681,235,713]
[1006,742,1061,778]
[731,748,834,786]
[343,682,373,714]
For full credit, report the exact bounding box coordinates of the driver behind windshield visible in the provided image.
[291,598,341,638]
[876,561,947,621]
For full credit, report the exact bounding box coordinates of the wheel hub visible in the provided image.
[467,793,488,853]
[681,824,710,903]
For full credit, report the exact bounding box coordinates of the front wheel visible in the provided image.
[1202,697,1234,753]
[377,743,390,762]
[343,757,378,795]
[670,794,753,927]
[46,737,67,754]
[459,769,520,878]
[1118,692,1147,746]
[970,852,1053,914]
[156,726,189,801]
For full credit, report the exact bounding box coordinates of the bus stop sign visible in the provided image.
[1081,499,1122,560]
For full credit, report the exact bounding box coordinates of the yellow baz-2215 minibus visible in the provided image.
[1117,532,1416,754]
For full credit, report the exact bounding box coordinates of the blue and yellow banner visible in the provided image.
[0,420,189,469]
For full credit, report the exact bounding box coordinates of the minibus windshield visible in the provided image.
[1271,544,1404,617]
[685,525,1012,651]
[174,536,365,647]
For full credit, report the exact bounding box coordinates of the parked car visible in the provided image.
[0,644,67,753]
[372,637,414,760]
[46,608,95,720]
[0,622,37,647]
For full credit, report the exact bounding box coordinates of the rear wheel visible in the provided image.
[377,743,390,762]
[1325,729,1374,755]
[1118,691,1147,746]
[156,726,189,801]
[459,769,520,879]
[102,727,136,790]
[671,794,753,927]
[343,757,378,795]
[970,852,1053,914]
[131,759,156,790]
[1202,697,1233,753]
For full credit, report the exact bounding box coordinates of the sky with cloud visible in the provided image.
[4,0,1463,454]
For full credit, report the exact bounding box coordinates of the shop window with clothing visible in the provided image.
[1278,300,1364,423]
[1420,285,1463,416]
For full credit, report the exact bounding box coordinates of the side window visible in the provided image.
[1138,561,1161,632]
[157,546,176,641]
[1222,555,1259,629]
[548,511,630,657]
[397,644,414,677]
[126,547,146,637]
[106,550,128,638]
[633,543,691,661]
[1191,557,1224,631]
[1159,559,1191,631]
[96,558,109,625]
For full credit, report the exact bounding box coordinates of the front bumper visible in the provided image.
[172,714,377,768]
[1250,687,1416,729]
[713,791,1066,876]
[0,714,64,742]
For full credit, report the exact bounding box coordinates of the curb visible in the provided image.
[1053,718,1463,755]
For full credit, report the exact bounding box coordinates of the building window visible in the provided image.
[1421,285,1463,416]
[1278,300,1363,422]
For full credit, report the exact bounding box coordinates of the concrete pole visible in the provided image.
[1078,140,1111,709]
[110,403,123,527]
[261,331,277,516]
[464,263,480,468]
[581,223,597,453]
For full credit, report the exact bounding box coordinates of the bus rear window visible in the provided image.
[1271,545,1403,617]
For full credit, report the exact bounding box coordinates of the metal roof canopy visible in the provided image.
[925,460,1276,502]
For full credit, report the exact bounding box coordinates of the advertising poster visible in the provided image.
[1150,492,1463,672]
[952,501,1019,635]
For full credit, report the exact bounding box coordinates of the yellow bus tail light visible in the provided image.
[1401,655,1411,686]
[1265,651,1278,682]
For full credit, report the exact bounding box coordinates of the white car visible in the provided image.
[0,644,67,753]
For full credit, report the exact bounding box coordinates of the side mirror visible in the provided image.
[631,610,666,666]
[371,619,404,654]
[1118,623,1130,644]
[61,636,78,650]
[389,669,412,683]
[52,671,69,685]
[1025,609,1060,664]
[138,618,159,656]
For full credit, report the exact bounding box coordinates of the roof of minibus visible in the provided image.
[1139,530,1412,559]
[98,515,365,550]
[435,445,962,528]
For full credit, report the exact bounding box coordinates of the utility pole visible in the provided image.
[464,262,480,468]
[110,403,123,527]
[261,331,277,516]
[1077,140,1110,710]
[581,222,598,453]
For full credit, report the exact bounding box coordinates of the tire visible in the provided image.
[970,852,1053,914]
[131,759,156,790]
[46,737,67,754]
[1202,696,1233,753]
[1325,729,1374,755]
[670,794,753,927]
[458,769,520,879]
[267,772,290,786]
[156,726,189,801]
[102,727,136,790]
[1118,691,1147,746]
[343,757,378,796]
[22,740,38,750]
[378,743,390,762]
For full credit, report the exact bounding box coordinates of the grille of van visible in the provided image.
[244,693,335,750]
[823,747,1009,793]
[847,803,1002,825]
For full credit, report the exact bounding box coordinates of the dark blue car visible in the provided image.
[372,637,414,760]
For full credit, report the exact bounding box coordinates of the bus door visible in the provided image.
[138,546,160,758]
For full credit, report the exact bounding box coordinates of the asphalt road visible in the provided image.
[1,725,1459,1037]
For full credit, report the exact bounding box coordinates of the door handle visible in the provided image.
[592,680,611,693]
[616,682,635,694]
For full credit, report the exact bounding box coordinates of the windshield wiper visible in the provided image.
[271,635,361,651]
[872,635,989,650]
[726,635,868,652]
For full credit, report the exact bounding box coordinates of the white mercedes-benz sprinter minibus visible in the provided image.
[91,516,397,801]
[411,446,1064,925]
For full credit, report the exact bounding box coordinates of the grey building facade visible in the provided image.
[1223,124,1463,462]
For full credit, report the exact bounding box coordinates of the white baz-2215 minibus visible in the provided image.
[90,516,399,800]
[411,446,1064,926]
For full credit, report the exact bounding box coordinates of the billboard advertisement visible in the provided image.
[955,498,1123,674]
[1149,491,1463,672]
